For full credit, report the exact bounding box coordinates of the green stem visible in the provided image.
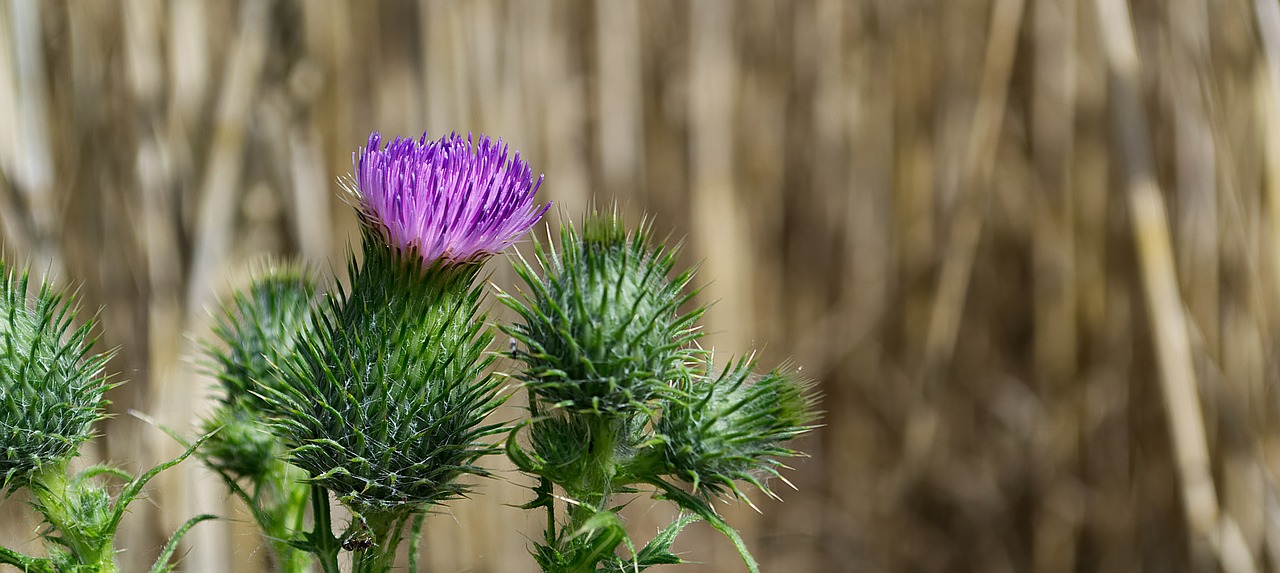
[407,513,426,572]
[540,476,556,546]
[555,414,626,573]
[0,546,51,573]
[350,510,411,573]
[309,484,342,573]
[572,415,623,508]
[527,389,558,551]
[261,463,314,573]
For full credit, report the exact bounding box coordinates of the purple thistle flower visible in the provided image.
[351,132,549,265]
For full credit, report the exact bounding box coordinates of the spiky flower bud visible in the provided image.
[656,357,818,500]
[501,212,703,415]
[202,265,317,480]
[264,132,546,519]
[0,262,110,489]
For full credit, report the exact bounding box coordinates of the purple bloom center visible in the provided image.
[354,132,549,264]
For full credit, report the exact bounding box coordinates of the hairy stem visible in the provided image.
[349,510,412,573]
[259,462,313,573]
[309,484,342,573]
[407,513,426,572]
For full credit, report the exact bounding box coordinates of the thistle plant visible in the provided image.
[500,212,819,573]
[201,264,317,573]
[248,132,547,573]
[0,261,212,573]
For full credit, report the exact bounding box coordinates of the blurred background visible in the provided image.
[0,0,1277,571]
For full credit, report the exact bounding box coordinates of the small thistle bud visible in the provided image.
[264,132,547,518]
[656,357,819,500]
[0,262,111,489]
[202,265,317,480]
[501,212,704,415]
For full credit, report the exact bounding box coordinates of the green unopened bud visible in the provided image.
[501,211,704,415]
[202,264,317,480]
[657,357,818,500]
[0,262,110,490]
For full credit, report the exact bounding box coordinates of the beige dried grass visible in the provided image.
[1,1,1278,571]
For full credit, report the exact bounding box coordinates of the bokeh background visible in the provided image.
[1,0,1277,572]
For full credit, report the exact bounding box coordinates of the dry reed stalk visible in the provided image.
[1030,0,1081,571]
[594,0,643,200]
[1094,0,1255,571]
[922,0,1023,384]
[186,0,271,314]
[0,4,24,253]
[6,0,56,272]
[1259,0,1280,310]
[1251,2,1280,570]
[913,0,1025,490]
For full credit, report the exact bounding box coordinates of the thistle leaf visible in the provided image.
[149,514,218,573]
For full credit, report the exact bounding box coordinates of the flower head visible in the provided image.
[351,132,548,265]
[0,262,111,489]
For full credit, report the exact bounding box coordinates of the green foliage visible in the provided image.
[0,262,111,490]
[9,433,216,573]
[0,262,213,572]
[265,231,506,516]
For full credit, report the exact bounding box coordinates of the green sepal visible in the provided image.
[647,479,759,573]
[499,211,706,416]
[200,264,317,482]
[598,512,697,572]
[656,356,819,501]
[0,261,113,493]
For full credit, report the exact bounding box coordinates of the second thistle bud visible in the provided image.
[502,212,704,415]
[656,357,819,500]
[202,265,317,480]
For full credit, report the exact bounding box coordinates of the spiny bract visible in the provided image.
[656,356,819,501]
[264,232,506,515]
[0,262,110,489]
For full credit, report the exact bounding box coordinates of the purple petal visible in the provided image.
[353,132,550,265]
